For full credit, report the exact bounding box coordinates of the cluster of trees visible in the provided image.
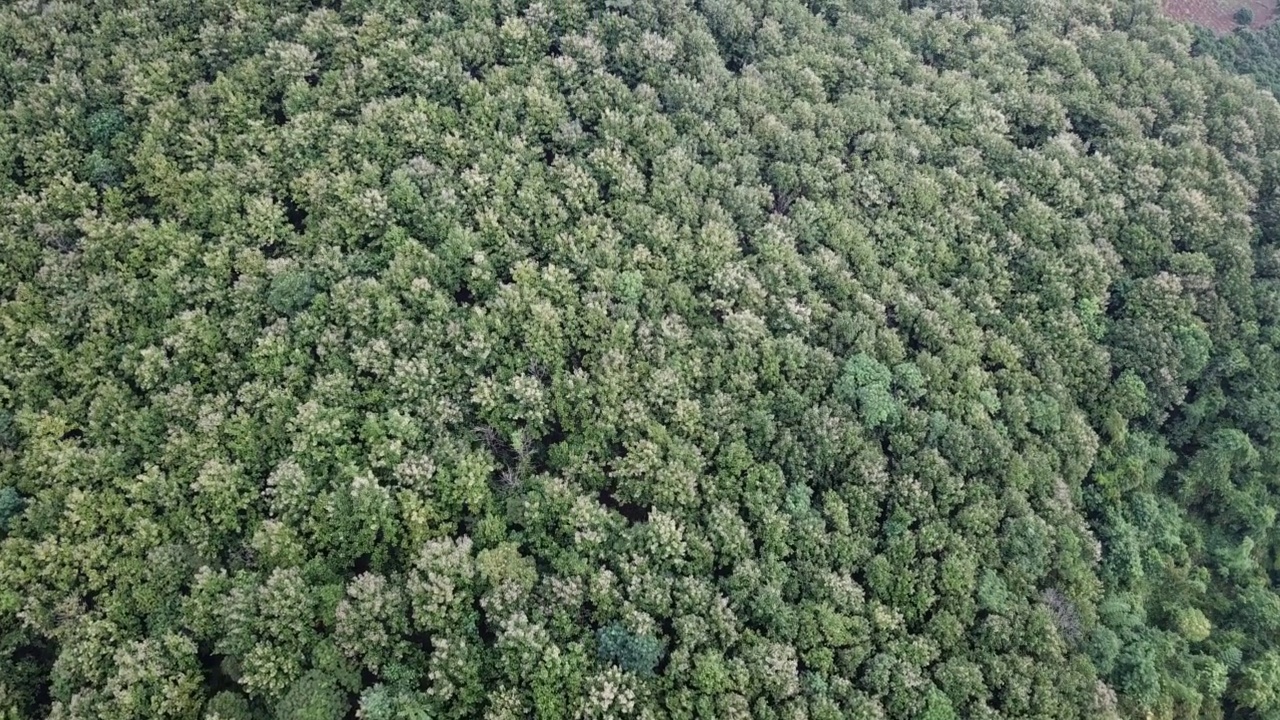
[1194,20,1280,97]
[2,0,1280,717]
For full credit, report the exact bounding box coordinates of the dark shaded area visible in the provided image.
[598,489,649,524]
[282,194,307,235]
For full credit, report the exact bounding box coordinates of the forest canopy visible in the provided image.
[3,0,1280,718]
[1195,19,1280,98]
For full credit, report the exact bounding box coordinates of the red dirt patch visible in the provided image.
[1163,0,1276,33]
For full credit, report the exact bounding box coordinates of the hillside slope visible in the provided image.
[2,0,1280,718]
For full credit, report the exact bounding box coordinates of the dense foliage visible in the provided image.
[1193,22,1280,98]
[2,0,1280,718]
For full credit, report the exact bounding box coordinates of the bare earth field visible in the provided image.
[1164,0,1276,33]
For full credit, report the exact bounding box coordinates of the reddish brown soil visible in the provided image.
[1163,0,1276,33]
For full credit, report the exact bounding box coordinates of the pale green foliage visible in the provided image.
[406,536,477,633]
[1,0,1279,718]
[99,634,204,719]
[335,573,410,674]
[1174,607,1212,643]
